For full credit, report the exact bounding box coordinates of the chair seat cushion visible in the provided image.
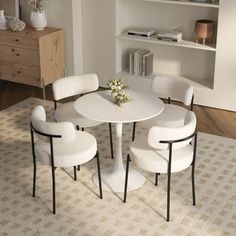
[35,131,97,167]
[130,136,193,173]
[140,104,188,128]
[55,102,103,128]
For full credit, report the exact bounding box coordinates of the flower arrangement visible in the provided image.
[29,0,44,12]
[107,79,132,106]
[113,92,132,106]
[107,79,128,94]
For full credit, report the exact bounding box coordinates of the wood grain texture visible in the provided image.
[0,81,236,139]
[39,30,65,86]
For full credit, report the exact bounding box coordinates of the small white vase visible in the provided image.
[30,10,47,30]
[0,10,7,30]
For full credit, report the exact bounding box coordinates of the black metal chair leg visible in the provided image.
[74,166,77,181]
[31,129,37,197]
[77,165,80,171]
[132,122,136,141]
[192,166,196,206]
[155,173,160,186]
[192,132,197,206]
[51,164,56,214]
[82,127,84,131]
[166,143,172,222]
[109,123,114,159]
[96,152,103,199]
[33,158,36,197]
[124,154,130,203]
[167,171,171,222]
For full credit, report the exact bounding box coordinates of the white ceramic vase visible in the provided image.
[30,10,47,30]
[0,10,7,30]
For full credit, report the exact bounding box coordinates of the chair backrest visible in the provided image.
[152,75,194,106]
[52,74,99,101]
[31,105,76,143]
[147,111,196,150]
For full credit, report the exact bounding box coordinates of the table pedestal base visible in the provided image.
[93,168,145,193]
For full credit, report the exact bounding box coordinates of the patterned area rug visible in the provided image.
[0,97,236,236]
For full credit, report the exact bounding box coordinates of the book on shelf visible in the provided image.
[157,36,182,42]
[133,49,143,75]
[157,30,182,42]
[127,28,156,37]
[129,53,134,74]
[129,48,153,77]
[139,49,149,75]
[143,53,153,76]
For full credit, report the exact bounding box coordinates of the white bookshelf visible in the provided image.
[116,0,218,95]
[80,0,236,111]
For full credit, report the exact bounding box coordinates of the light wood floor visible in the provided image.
[1,80,236,139]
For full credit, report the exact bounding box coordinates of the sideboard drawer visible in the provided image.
[0,62,40,78]
[0,70,41,87]
[0,61,41,86]
[0,34,38,49]
[0,46,39,65]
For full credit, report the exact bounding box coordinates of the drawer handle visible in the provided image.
[11,48,15,52]
[16,53,20,56]
[17,71,21,74]
[15,39,19,42]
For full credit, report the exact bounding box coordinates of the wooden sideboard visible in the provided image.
[0,26,64,98]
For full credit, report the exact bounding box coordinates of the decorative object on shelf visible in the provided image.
[194,19,214,45]
[0,10,7,30]
[107,79,132,106]
[29,0,47,30]
[127,28,156,38]
[9,18,25,31]
[157,30,182,42]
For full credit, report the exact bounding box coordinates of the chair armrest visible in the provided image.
[159,131,197,144]
[30,122,62,139]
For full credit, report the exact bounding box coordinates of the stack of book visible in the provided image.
[129,48,153,76]
[157,30,182,42]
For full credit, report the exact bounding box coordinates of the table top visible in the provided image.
[74,90,164,123]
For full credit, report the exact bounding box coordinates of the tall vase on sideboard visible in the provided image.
[0,10,7,30]
[30,9,47,30]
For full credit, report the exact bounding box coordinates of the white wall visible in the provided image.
[81,0,116,86]
[22,0,115,84]
[46,0,74,75]
[22,0,83,76]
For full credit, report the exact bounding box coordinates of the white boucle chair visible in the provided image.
[124,111,197,222]
[132,75,194,140]
[30,105,103,214]
[52,74,114,160]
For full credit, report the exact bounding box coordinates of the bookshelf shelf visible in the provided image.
[118,71,213,90]
[117,33,216,52]
[142,0,219,8]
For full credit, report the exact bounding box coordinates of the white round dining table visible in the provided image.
[74,90,164,192]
